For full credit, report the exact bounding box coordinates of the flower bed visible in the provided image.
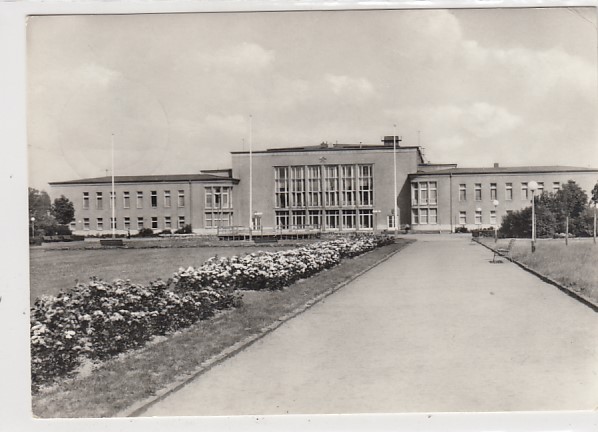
[30,235,393,390]
[172,235,394,292]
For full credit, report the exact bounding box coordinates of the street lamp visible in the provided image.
[30,216,35,238]
[528,180,538,253]
[492,199,499,243]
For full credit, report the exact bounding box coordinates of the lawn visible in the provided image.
[31,239,413,418]
[481,237,598,304]
[29,245,295,303]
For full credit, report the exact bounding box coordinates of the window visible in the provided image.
[475,210,482,224]
[96,192,103,210]
[109,192,115,209]
[387,214,396,229]
[150,217,158,229]
[205,188,213,209]
[553,182,560,192]
[412,209,419,225]
[83,192,90,209]
[325,210,340,229]
[137,217,144,229]
[151,191,157,208]
[490,210,497,225]
[308,210,322,228]
[178,190,185,207]
[178,215,185,228]
[459,184,466,201]
[341,165,356,206]
[474,183,482,201]
[164,190,171,207]
[419,208,428,224]
[324,166,339,207]
[429,182,437,205]
[341,210,356,229]
[97,217,104,230]
[411,183,419,206]
[307,166,322,207]
[537,182,544,195]
[275,167,289,208]
[358,209,373,229]
[521,182,528,200]
[490,183,497,200]
[83,218,90,230]
[505,183,513,201]
[358,165,373,206]
[276,210,290,229]
[290,166,305,207]
[164,216,171,229]
[137,191,143,209]
[222,187,230,208]
[124,217,130,230]
[123,191,130,208]
[429,208,437,224]
[292,210,306,228]
[110,217,116,229]
[420,183,428,205]
[459,211,467,225]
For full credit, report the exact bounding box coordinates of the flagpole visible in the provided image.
[249,115,253,241]
[393,124,398,236]
[111,133,116,239]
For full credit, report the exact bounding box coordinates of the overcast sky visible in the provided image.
[27,8,598,190]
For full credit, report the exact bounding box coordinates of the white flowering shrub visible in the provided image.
[173,235,394,292]
[30,278,241,390]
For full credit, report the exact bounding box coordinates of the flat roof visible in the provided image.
[412,166,598,176]
[231,143,422,155]
[50,173,239,186]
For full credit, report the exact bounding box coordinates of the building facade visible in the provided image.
[49,136,598,235]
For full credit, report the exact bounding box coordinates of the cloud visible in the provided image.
[325,74,374,96]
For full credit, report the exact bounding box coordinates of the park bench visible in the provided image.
[492,239,515,263]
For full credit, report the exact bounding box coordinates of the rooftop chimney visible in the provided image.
[494,163,499,168]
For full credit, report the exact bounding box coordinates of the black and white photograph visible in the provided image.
[6,1,598,428]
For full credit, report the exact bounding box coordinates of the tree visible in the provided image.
[555,180,588,220]
[591,181,598,204]
[51,195,75,225]
[28,188,57,235]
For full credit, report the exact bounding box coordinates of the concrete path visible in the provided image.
[143,235,598,416]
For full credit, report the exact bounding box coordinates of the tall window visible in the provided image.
[537,182,544,195]
[164,190,171,207]
[109,192,115,209]
[97,217,104,230]
[291,210,306,228]
[505,183,513,201]
[83,192,90,209]
[553,182,560,192]
[96,192,103,210]
[474,183,482,201]
[341,209,356,229]
[178,190,185,207]
[178,215,185,228]
[429,182,437,205]
[274,167,289,208]
[412,209,419,225]
[324,166,339,207]
[326,210,340,229]
[475,210,482,224]
[358,209,373,229]
[490,183,497,200]
[419,208,428,224]
[420,182,428,205]
[151,217,158,229]
[429,208,437,224]
[110,217,116,229]
[137,191,143,208]
[275,210,290,229]
[459,184,466,201]
[306,166,322,207]
[412,183,419,206]
[290,166,305,207]
[151,191,158,208]
[164,216,171,229]
[459,211,467,224]
[308,210,322,228]
[123,191,130,209]
[521,182,528,200]
[341,165,356,206]
[124,217,130,230]
[358,165,373,206]
[83,218,90,230]
[137,217,144,229]
[490,210,497,225]
[387,214,396,229]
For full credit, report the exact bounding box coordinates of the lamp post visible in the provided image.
[492,199,499,243]
[30,216,35,238]
[528,180,538,253]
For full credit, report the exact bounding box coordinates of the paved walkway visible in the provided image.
[143,236,598,416]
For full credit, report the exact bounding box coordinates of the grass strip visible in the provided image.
[32,239,413,418]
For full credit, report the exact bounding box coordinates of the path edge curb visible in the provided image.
[116,239,414,418]
[473,238,598,313]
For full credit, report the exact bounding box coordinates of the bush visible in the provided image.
[30,278,241,390]
[137,228,154,237]
[159,229,172,235]
[174,224,193,234]
[454,226,469,233]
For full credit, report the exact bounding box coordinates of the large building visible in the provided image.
[49,136,598,235]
